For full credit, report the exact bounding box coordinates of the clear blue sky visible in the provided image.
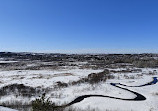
[0,0,158,53]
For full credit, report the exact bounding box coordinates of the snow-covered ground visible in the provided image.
[44,68,157,111]
[70,76,158,111]
[0,106,17,111]
[0,67,157,111]
[0,68,103,88]
[0,61,18,63]
[48,68,157,111]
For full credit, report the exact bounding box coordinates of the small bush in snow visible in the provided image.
[32,93,58,111]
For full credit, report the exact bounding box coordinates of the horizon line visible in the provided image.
[1,51,158,55]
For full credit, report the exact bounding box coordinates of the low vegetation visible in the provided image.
[0,84,43,98]
[55,69,114,89]
[132,60,158,68]
[32,93,60,111]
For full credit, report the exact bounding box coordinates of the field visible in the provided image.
[0,52,158,111]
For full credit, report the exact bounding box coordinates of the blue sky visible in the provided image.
[0,0,158,53]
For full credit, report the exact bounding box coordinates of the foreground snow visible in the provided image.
[0,106,17,111]
[70,77,158,111]
[48,68,158,111]
[0,67,157,111]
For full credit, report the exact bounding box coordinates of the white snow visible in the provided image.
[0,106,17,111]
[0,61,18,63]
[0,68,103,88]
[48,68,158,111]
[0,67,158,111]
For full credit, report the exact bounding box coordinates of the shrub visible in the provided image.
[133,60,158,68]
[55,82,68,88]
[32,93,59,111]
[0,84,42,98]
[87,69,114,84]
[69,69,114,86]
